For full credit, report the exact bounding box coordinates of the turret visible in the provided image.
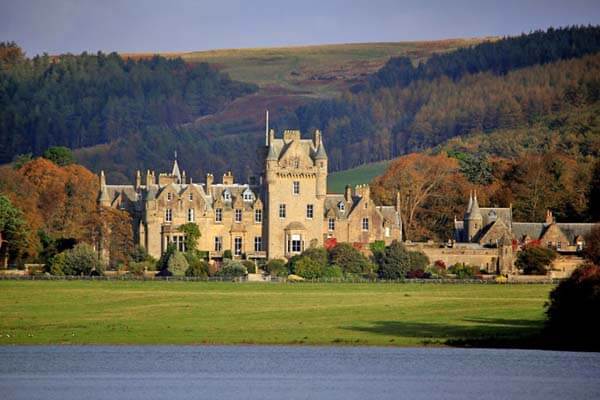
[465,191,483,242]
[98,170,111,207]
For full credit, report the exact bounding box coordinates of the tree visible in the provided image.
[374,240,411,279]
[583,225,600,265]
[179,223,200,252]
[42,147,75,166]
[328,243,372,275]
[0,195,28,268]
[546,263,600,350]
[185,259,209,277]
[264,259,288,277]
[167,251,189,276]
[61,243,105,276]
[515,246,557,275]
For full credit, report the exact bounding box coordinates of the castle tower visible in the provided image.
[465,191,483,242]
[265,129,328,259]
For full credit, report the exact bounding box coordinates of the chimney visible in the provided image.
[222,171,234,185]
[182,170,187,184]
[269,128,275,145]
[100,170,106,187]
[206,173,214,188]
[135,170,141,189]
[313,129,322,147]
[145,170,154,186]
[545,210,554,224]
[344,185,353,202]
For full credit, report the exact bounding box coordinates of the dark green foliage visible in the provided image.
[546,263,600,350]
[374,240,410,279]
[328,243,371,275]
[293,256,323,279]
[242,260,256,274]
[0,46,257,163]
[179,223,201,252]
[264,259,288,277]
[447,151,493,184]
[60,243,105,276]
[322,265,343,278]
[42,147,75,166]
[516,246,558,275]
[156,243,177,274]
[0,194,28,266]
[223,250,232,260]
[408,250,430,271]
[129,245,152,263]
[12,153,32,169]
[589,161,600,220]
[128,261,150,276]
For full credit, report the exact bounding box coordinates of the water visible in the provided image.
[1,346,599,400]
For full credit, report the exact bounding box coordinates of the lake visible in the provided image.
[1,346,599,400]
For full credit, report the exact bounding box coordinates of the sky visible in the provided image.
[2,0,600,56]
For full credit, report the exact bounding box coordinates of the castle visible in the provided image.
[98,128,403,261]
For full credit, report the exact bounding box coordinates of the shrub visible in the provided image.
[223,250,233,260]
[48,252,66,276]
[265,259,288,277]
[408,250,429,271]
[156,243,176,272]
[167,251,189,276]
[128,261,151,276]
[406,269,431,279]
[322,264,343,278]
[179,223,201,252]
[329,243,372,275]
[374,240,410,279]
[516,246,557,275]
[217,259,247,277]
[61,243,105,276]
[242,260,256,274]
[185,260,209,277]
[583,225,600,265]
[294,256,323,279]
[546,263,600,350]
[448,263,477,279]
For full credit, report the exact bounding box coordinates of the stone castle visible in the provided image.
[98,128,403,261]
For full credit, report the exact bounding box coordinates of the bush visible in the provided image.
[48,252,66,276]
[408,251,429,271]
[583,225,600,265]
[294,256,323,279]
[322,265,343,278]
[329,243,372,275]
[406,269,431,279]
[217,259,247,277]
[61,243,105,276]
[242,260,256,274]
[516,246,557,275]
[167,251,189,276]
[128,261,150,276]
[185,260,209,277]
[223,250,232,260]
[265,259,288,277]
[546,263,600,350]
[374,240,410,279]
[448,263,477,279]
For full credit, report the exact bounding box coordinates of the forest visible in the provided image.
[0,42,257,163]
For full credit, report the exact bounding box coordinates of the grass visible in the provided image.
[0,281,552,347]
[328,160,391,193]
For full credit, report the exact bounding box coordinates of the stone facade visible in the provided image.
[99,129,402,261]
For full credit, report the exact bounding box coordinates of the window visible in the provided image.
[215,208,222,222]
[279,204,286,218]
[294,159,300,168]
[306,204,314,219]
[547,241,552,248]
[338,202,345,212]
[243,190,253,201]
[187,208,194,222]
[362,217,369,231]
[223,190,231,201]
[293,181,300,195]
[214,236,222,252]
[254,208,262,223]
[287,234,302,254]
[165,208,172,222]
[167,192,173,201]
[384,227,391,237]
[189,193,193,201]
[235,209,242,223]
[234,237,242,256]
[254,236,262,252]
[177,235,185,252]
[328,218,335,231]
[557,241,562,250]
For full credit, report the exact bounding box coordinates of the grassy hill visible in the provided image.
[327,160,391,193]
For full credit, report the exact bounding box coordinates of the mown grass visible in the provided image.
[328,160,391,193]
[0,281,551,347]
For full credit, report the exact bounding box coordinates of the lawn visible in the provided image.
[0,281,552,347]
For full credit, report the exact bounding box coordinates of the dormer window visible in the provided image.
[243,190,254,202]
[338,202,345,212]
[223,190,231,201]
[189,193,193,201]
[167,192,173,201]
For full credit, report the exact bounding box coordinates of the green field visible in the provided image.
[0,281,552,347]
[328,160,391,193]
